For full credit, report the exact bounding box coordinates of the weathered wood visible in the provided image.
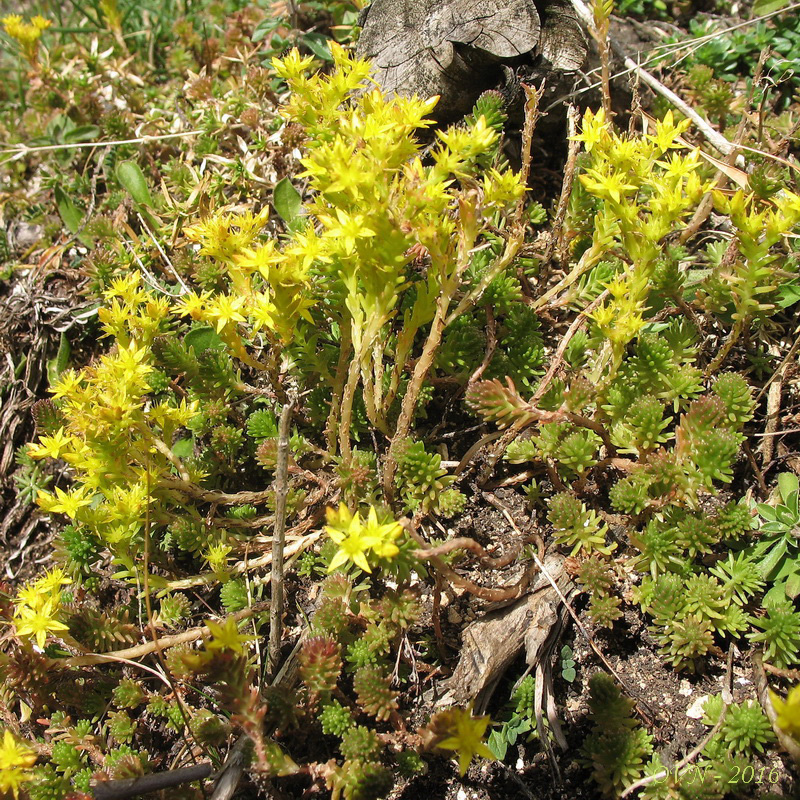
[356,0,586,121]
[435,554,575,714]
[538,0,586,72]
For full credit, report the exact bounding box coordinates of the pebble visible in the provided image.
[686,695,709,719]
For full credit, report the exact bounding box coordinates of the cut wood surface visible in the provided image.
[356,0,586,120]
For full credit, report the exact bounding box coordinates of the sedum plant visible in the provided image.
[21,42,525,589]
[581,672,653,797]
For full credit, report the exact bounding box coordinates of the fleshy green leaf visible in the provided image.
[778,472,799,505]
[47,332,71,386]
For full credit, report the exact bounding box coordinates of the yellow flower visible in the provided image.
[105,271,143,303]
[272,48,316,81]
[27,428,75,460]
[37,485,94,519]
[236,241,280,279]
[282,227,328,274]
[206,616,255,655]
[571,107,609,153]
[228,207,270,239]
[34,567,72,596]
[323,209,375,255]
[771,686,800,741]
[248,291,277,333]
[174,289,211,320]
[50,368,84,400]
[205,293,247,333]
[647,110,691,153]
[203,541,232,575]
[14,582,43,611]
[0,730,37,799]
[325,504,402,573]
[14,598,70,649]
[434,706,495,776]
[580,168,638,204]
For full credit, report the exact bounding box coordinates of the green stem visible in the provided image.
[325,320,352,453]
[338,335,365,464]
[384,247,476,499]
[445,232,524,326]
[371,340,386,429]
[359,315,391,437]
[268,397,294,680]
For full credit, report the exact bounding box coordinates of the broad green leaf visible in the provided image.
[301,32,333,61]
[762,522,789,533]
[774,554,798,583]
[273,177,303,229]
[759,538,788,580]
[507,715,531,735]
[487,729,508,760]
[63,125,100,144]
[47,332,71,386]
[252,17,279,43]
[116,160,155,207]
[786,568,800,600]
[753,0,791,14]
[172,438,195,459]
[757,503,777,523]
[778,472,799,504]
[763,581,788,606]
[185,325,226,354]
[54,186,93,246]
[777,282,800,308]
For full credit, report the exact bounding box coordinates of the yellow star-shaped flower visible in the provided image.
[434,706,495,776]
[14,599,69,649]
[27,428,75,461]
[206,293,247,333]
[325,504,402,574]
[0,729,37,799]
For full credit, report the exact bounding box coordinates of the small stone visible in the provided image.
[686,695,709,719]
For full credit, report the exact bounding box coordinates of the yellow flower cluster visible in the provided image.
[2,14,51,64]
[180,206,315,343]
[711,188,800,322]
[12,568,71,649]
[570,108,710,375]
[28,272,197,550]
[0,729,37,799]
[270,43,524,451]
